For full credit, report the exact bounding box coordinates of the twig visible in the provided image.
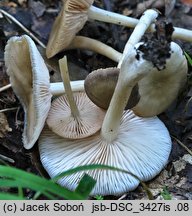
[0,9,46,48]
[0,107,18,113]
[0,154,15,163]
[118,193,127,200]
[172,136,192,156]
[185,96,192,112]
[0,83,11,92]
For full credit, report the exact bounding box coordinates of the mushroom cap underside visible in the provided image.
[46,0,94,58]
[46,91,105,139]
[39,110,172,195]
[5,35,52,149]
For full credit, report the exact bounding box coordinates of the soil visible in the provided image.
[0,0,192,200]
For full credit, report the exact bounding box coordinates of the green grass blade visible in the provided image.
[0,179,25,188]
[160,187,172,200]
[184,51,192,66]
[0,179,61,200]
[33,191,58,200]
[52,164,154,200]
[18,186,24,198]
[0,164,154,200]
[53,164,140,181]
[0,165,84,200]
[75,174,96,199]
[0,192,25,200]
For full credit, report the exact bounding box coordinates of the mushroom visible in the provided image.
[4,35,51,150]
[38,10,172,195]
[85,42,187,117]
[46,0,192,58]
[4,35,84,149]
[38,44,172,195]
[46,0,122,59]
[46,56,105,139]
[84,11,188,117]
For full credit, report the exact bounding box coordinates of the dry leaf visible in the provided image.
[122,8,132,16]
[18,0,27,6]
[181,0,192,6]
[0,113,12,138]
[7,2,18,7]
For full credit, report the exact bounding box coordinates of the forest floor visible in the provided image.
[0,0,192,200]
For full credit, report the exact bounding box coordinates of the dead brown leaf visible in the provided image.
[181,0,192,6]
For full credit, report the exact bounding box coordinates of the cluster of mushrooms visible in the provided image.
[4,0,191,196]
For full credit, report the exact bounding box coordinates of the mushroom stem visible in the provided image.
[50,80,84,96]
[172,27,192,42]
[118,9,159,68]
[88,6,192,43]
[0,81,84,95]
[59,56,80,118]
[101,51,153,142]
[67,36,122,62]
[101,9,158,142]
[88,5,139,28]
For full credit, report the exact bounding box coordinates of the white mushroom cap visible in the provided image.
[132,42,188,117]
[39,110,171,195]
[4,35,52,149]
[46,92,105,139]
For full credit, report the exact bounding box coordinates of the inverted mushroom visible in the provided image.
[46,0,122,60]
[46,56,105,139]
[38,44,172,195]
[4,35,52,149]
[4,35,84,149]
[84,11,188,117]
[85,42,187,117]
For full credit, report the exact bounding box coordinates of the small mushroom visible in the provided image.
[46,56,105,139]
[4,35,85,149]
